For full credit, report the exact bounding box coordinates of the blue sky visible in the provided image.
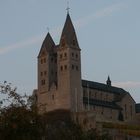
[0,0,140,102]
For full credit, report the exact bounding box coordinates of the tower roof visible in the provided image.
[60,13,79,48]
[107,76,111,82]
[38,32,55,57]
[106,76,111,86]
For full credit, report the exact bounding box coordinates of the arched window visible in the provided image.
[73,40,76,45]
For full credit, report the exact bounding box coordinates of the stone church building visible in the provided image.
[36,12,137,124]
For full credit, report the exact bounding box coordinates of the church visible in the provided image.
[36,12,138,124]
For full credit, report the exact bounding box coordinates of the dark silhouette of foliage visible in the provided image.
[0,81,111,140]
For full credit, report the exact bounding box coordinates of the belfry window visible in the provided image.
[72,53,74,57]
[64,53,67,57]
[52,95,54,100]
[60,66,63,71]
[73,40,76,45]
[41,79,45,85]
[51,70,54,75]
[60,54,62,59]
[44,71,47,75]
[44,58,46,63]
[72,65,74,70]
[51,57,53,62]
[41,59,43,64]
[64,65,67,70]
[76,54,78,59]
[41,72,43,76]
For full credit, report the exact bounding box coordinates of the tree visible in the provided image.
[0,81,41,140]
[0,81,112,140]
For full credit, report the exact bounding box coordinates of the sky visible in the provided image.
[0,0,140,102]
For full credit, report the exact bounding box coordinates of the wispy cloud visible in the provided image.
[74,2,125,28]
[113,81,140,88]
[0,26,62,55]
[0,35,43,55]
[0,2,125,55]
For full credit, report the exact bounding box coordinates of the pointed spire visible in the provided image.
[38,32,55,57]
[66,1,70,14]
[42,32,55,51]
[106,75,111,86]
[60,13,79,48]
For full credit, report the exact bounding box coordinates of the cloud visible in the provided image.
[0,35,43,55]
[74,2,125,28]
[113,81,140,88]
[0,26,62,55]
[0,2,125,55]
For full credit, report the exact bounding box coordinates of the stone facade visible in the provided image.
[36,13,137,125]
[37,13,82,113]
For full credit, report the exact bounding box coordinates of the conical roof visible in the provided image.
[60,13,79,48]
[38,32,55,57]
[106,76,111,86]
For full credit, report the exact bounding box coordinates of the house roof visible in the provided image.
[82,80,127,95]
[83,97,122,110]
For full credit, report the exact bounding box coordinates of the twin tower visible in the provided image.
[37,13,82,113]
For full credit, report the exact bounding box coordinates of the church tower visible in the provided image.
[37,13,82,113]
[57,13,82,112]
[37,32,58,112]
[38,32,57,93]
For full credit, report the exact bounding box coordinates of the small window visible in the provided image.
[101,107,104,115]
[106,94,108,101]
[44,71,47,75]
[100,93,102,100]
[44,58,46,63]
[60,66,63,71]
[41,80,45,85]
[76,66,78,71]
[94,92,97,98]
[42,51,45,55]
[83,89,86,97]
[60,54,62,59]
[55,59,57,63]
[41,72,43,76]
[52,95,54,100]
[41,59,43,64]
[73,40,76,45]
[72,53,74,57]
[51,58,53,62]
[72,65,74,70]
[76,54,78,58]
[64,65,67,70]
[64,53,67,57]
[89,91,91,98]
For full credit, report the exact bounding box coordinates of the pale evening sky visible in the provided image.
[0,0,140,102]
